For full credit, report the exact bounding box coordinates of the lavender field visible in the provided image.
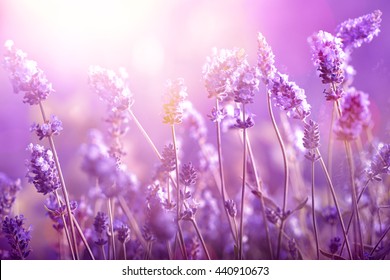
[0,0,390,260]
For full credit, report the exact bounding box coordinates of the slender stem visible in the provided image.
[171,124,188,259]
[118,195,147,250]
[370,223,390,256]
[239,104,247,260]
[190,219,211,260]
[215,100,238,244]
[317,149,353,259]
[266,91,289,259]
[310,161,320,259]
[54,191,75,259]
[326,103,336,205]
[100,245,107,260]
[166,241,173,260]
[107,197,116,260]
[71,215,95,260]
[38,102,79,260]
[123,243,127,260]
[246,134,273,259]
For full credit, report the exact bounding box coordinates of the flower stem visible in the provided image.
[107,197,116,260]
[316,149,353,259]
[190,219,211,260]
[171,124,188,260]
[310,161,320,259]
[38,102,79,260]
[266,91,289,259]
[239,104,248,260]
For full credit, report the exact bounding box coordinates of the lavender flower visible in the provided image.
[2,40,55,105]
[94,212,109,245]
[88,65,134,111]
[26,143,61,195]
[30,115,63,140]
[329,236,341,254]
[322,206,338,226]
[303,120,320,150]
[161,143,176,172]
[334,88,371,141]
[207,107,226,123]
[224,199,237,218]
[336,10,382,51]
[203,47,247,100]
[269,73,311,120]
[162,78,188,125]
[182,101,207,143]
[116,222,130,244]
[180,162,197,186]
[367,143,390,181]
[2,215,32,259]
[308,31,346,85]
[233,64,259,104]
[0,173,22,220]
[257,32,277,85]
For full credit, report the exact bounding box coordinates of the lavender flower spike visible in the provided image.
[269,72,311,120]
[333,87,371,141]
[308,31,346,85]
[257,32,277,85]
[30,115,63,140]
[2,215,32,259]
[367,143,390,181]
[2,40,55,105]
[336,10,382,51]
[162,78,188,125]
[203,47,247,100]
[88,65,134,111]
[26,143,61,195]
[0,173,22,220]
[233,64,259,105]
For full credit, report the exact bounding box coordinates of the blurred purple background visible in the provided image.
[1,0,389,258]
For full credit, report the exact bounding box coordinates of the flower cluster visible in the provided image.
[162,78,188,125]
[2,40,55,105]
[303,120,320,162]
[180,162,197,186]
[308,31,346,85]
[0,173,22,220]
[333,88,371,141]
[2,215,32,259]
[257,32,277,85]
[269,73,311,120]
[203,47,247,100]
[26,143,61,195]
[116,222,130,244]
[336,10,382,51]
[233,64,259,105]
[367,143,390,181]
[93,211,109,246]
[30,115,63,140]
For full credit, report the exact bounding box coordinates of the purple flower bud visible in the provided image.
[329,236,341,254]
[233,65,259,104]
[336,10,382,51]
[257,32,277,85]
[2,215,32,259]
[30,115,63,140]
[367,143,390,180]
[2,40,55,105]
[26,143,61,195]
[269,73,311,120]
[161,144,176,172]
[180,162,197,186]
[116,222,130,244]
[303,120,320,150]
[308,31,346,85]
[224,199,237,218]
[334,87,371,141]
[0,173,22,220]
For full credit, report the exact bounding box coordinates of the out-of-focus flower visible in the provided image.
[26,143,61,195]
[0,173,22,220]
[224,199,237,218]
[30,115,63,140]
[2,40,55,105]
[180,162,197,186]
[88,66,134,111]
[334,88,371,141]
[115,222,130,244]
[182,101,207,143]
[367,143,390,181]
[269,73,311,120]
[93,212,109,246]
[207,107,226,123]
[233,65,259,105]
[203,47,247,100]
[336,10,382,51]
[257,32,277,85]
[160,144,176,172]
[2,215,32,259]
[162,78,188,125]
[329,236,341,254]
[308,31,346,85]
[322,206,338,226]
